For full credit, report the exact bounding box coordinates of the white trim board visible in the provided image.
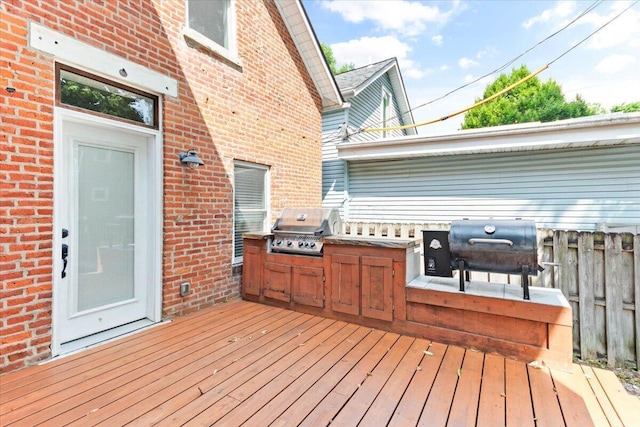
[29,22,178,97]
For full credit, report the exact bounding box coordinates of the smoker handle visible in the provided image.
[468,238,513,246]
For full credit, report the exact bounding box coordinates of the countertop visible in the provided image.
[243,233,421,249]
[323,235,420,249]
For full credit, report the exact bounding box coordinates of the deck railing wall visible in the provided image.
[342,221,640,369]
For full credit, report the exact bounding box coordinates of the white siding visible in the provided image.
[322,109,347,211]
[322,74,411,214]
[346,145,640,231]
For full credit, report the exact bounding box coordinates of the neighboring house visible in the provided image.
[1,0,342,373]
[322,58,416,214]
[334,113,640,231]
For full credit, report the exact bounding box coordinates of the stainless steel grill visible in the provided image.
[450,219,540,299]
[270,208,342,256]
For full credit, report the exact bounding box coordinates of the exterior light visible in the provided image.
[179,150,204,169]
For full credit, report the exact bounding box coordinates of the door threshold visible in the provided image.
[52,318,166,361]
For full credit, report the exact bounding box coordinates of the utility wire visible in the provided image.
[357,0,604,134]
[362,0,637,134]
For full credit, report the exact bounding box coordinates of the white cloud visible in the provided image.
[439,65,450,71]
[584,3,640,50]
[432,35,443,46]
[522,0,576,29]
[476,46,498,60]
[331,36,425,78]
[458,57,478,69]
[321,0,460,37]
[594,54,637,73]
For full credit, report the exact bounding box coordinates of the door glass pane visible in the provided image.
[77,145,135,311]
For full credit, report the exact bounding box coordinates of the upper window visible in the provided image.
[56,64,158,128]
[381,88,392,138]
[185,0,239,65]
[233,162,269,263]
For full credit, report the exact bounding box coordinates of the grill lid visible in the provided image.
[271,208,342,236]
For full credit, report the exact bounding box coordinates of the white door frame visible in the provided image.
[52,108,163,356]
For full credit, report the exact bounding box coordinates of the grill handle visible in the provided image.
[468,238,513,246]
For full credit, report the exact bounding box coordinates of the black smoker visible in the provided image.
[449,219,540,300]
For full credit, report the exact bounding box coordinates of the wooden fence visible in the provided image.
[343,221,640,369]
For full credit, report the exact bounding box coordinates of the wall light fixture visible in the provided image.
[179,150,204,170]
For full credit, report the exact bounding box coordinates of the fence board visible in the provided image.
[635,234,640,370]
[578,232,597,360]
[605,234,625,367]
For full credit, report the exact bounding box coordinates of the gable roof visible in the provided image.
[335,58,416,135]
[275,0,343,111]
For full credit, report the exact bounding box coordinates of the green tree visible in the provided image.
[462,65,600,129]
[611,102,640,113]
[320,42,354,75]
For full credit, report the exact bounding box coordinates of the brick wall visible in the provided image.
[1,0,323,373]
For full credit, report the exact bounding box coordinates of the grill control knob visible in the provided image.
[304,242,310,247]
[275,240,283,246]
[310,242,316,248]
[298,241,304,247]
[287,241,292,246]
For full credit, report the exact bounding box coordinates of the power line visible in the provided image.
[359,0,637,134]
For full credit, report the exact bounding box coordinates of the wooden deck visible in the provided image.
[1,299,638,426]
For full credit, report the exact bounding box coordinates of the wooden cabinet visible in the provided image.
[263,252,325,307]
[292,265,324,308]
[242,235,418,323]
[264,262,292,302]
[242,242,263,297]
[330,254,360,315]
[327,248,399,322]
[361,256,394,321]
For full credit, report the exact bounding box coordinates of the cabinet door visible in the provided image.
[293,266,324,308]
[361,256,393,321]
[264,262,291,302]
[242,245,262,296]
[330,254,360,316]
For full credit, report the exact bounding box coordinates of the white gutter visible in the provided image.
[337,113,640,161]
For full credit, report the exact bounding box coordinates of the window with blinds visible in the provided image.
[233,162,269,263]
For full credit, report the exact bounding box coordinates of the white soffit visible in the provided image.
[275,0,342,110]
[29,22,178,97]
[337,113,640,160]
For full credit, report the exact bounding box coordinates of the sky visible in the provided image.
[302,0,640,135]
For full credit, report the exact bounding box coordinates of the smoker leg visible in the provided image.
[521,266,530,300]
[459,259,466,292]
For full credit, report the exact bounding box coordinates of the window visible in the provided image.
[185,0,239,64]
[234,162,269,263]
[56,64,158,128]
[381,88,392,138]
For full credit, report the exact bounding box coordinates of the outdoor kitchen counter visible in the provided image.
[323,235,420,249]
[242,231,273,240]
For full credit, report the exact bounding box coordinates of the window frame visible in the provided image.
[184,0,240,66]
[55,63,159,130]
[233,161,270,264]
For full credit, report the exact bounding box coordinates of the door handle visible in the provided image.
[62,244,68,278]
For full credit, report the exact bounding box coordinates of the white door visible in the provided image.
[56,119,154,344]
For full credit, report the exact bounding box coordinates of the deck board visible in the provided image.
[0,299,634,427]
[476,353,506,427]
